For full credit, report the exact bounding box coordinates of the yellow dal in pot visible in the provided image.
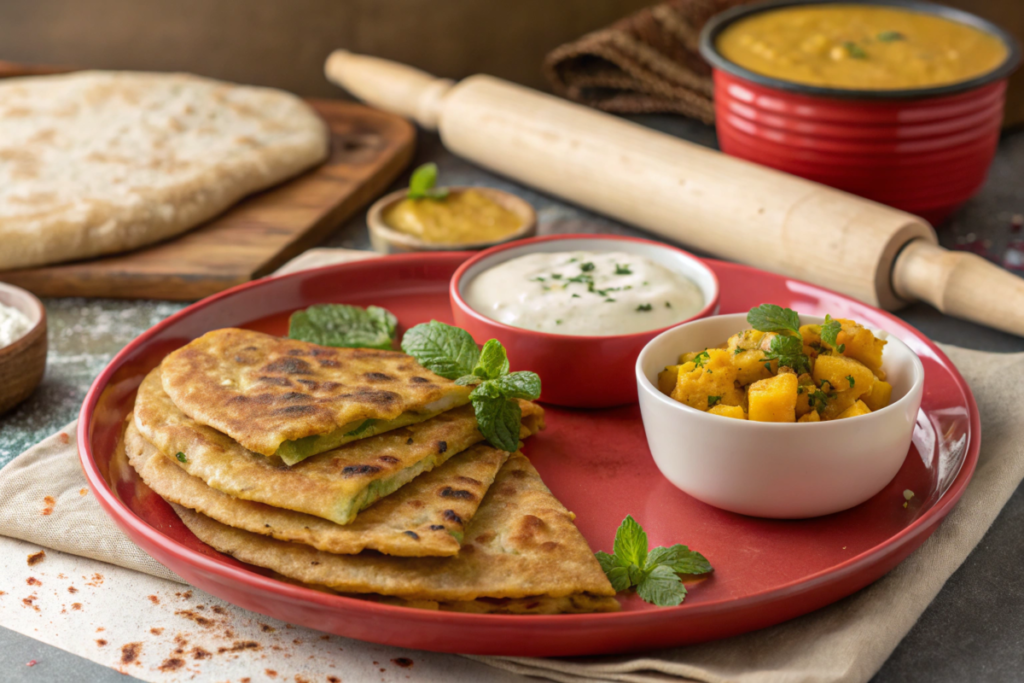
[716,4,1008,90]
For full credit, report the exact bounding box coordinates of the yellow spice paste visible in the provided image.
[382,190,522,244]
[716,4,1008,90]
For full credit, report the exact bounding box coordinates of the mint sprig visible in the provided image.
[401,321,541,452]
[288,304,397,350]
[595,516,712,607]
[762,334,810,374]
[407,162,449,200]
[747,304,801,335]
[820,314,845,353]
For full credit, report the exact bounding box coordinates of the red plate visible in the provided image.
[78,252,979,657]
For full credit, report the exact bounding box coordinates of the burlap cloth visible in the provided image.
[544,0,753,123]
[2,248,1022,682]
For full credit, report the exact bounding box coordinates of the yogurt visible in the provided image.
[465,251,705,336]
[0,302,32,348]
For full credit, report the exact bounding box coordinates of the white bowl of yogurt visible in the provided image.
[450,234,719,408]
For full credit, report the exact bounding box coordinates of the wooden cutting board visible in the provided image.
[0,65,415,300]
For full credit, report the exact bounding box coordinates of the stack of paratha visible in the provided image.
[123,327,618,614]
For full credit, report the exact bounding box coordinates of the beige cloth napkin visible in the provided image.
[1,247,1021,683]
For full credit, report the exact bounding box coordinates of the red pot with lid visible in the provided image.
[699,0,1022,225]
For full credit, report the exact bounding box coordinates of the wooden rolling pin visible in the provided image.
[325,51,1024,337]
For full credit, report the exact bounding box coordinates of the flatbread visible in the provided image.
[134,366,543,525]
[125,420,512,557]
[160,328,472,462]
[0,71,329,270]
[171,453,617,604]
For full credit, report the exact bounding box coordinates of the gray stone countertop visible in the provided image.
[1,117,1023,682]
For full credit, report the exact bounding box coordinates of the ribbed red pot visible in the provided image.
[700,0,1021,225]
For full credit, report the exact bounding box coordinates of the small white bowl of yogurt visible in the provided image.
[0,282,47,415]
[450,234,719,408]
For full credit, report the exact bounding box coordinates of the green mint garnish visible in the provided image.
[846,375,855,388]
[747,304,801,335]
[820,314,842,349]
[877,30,904,42]
[595,515,712,607]
[550,273,562,279]
[692,350,710,368]
[844,42,867,59]
[707,396,721,408]
[636,304,653,312]
[406,162,449,200]
[665,301,671,308]
[288,304,397,350]
[580,262,595,272]
[402,321,540,452]
[175,452,188,463]
[615,264,632,275]
[762,334,809,374]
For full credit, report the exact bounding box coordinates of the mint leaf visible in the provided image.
[470,391,521,453]
[474,339,509,380]
[454,375,483,387]
[407,162,450,200]
[401,321,480,380]
[763,334,809,374]
[636,565,688,607]
[747,304,801,335]
[877,30,904,42]
[820,314,842,349]
[613,515,648,570]
[491,371,541,401]
[288,304,397,350]
[596,552,632,591]
[647,545,713,575]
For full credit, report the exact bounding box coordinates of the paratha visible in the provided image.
[0,71,329,270]
[134,366,544,525]
[171,453,617,604]
[160,328,472,463]
[125,420,512,557]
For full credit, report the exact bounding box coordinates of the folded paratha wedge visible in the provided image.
[172,453,617,604]
[125,420,514,557]
[160,328,472,464]
[134,367,544,525]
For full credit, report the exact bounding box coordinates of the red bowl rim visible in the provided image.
[449,234,721,343]
[699,0,1022,101]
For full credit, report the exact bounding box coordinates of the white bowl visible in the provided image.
[636,313,925,518]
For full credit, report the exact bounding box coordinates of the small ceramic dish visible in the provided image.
[450,234,719,408]
[366,186,537,254]
[636,312,925,518]
[0,282,47,415]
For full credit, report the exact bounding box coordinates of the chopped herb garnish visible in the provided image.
[762,334,810,374]
[605,298,616,303]
[571,293,580,298]
[595,515,712,607]
[797,386,805,395]
[636,303,653,312]
[555,319,562,325]
[821,315,842,350]
[693,350,711,368]
[175,452,188,463]
[734,348,743,355]
[847,375,855,388]
[550,273,562,279]
[615,264,633,275]
[820,379,834,391]
[877,30,904,42]
[707,396,722,408]
[665,301,671,308]
[844,41,867,59]
[580,262,595,272]
[531,276,546,282]
[808,388,830,413]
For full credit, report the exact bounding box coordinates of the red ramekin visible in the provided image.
[699,0,1022,225]
[450,234,720,409]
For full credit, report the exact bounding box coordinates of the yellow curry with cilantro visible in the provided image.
[716,4,1008,90]
[658,305,892,422]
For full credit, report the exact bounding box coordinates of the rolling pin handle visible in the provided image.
[324,50,453,130]
[893,239,1024,337]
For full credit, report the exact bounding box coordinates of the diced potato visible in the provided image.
[861,379,893,412]
[836,400,871,420]
[679,350,704,364]
[658,365,682,395]
[798,410,820,422]
[796,386,811,417]
[732,349,773,386]
[812,354,873,399]
[820,388,859,420]
[726,329,767,353]
[748,372,798,422]
[670,349,744,411]
[709,404,746,420]
[836,320,887,376]
[799,324,822,348]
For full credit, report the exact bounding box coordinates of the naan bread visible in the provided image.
[0,71,329,270]
[134,366,543,525]
[172,453,617,603]
[125,420,512,557]
[160,328,472,462]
